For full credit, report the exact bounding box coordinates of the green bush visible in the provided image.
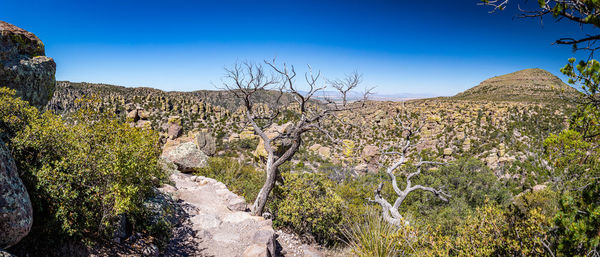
[273,172,344,245]
[194,157,264,202]
[1,90,166,241]
[0,87,39,141]
[394,158,512,232]
[343,210,400,257]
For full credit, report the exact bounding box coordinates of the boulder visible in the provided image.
[161,142,208,173]
[317,146,331,159]
[354,163,368,174]
[362,145,380,162]
[195,132,216,156]
[242,244,269,257]
[0,139,33,249]
[137,109,149,120]
[167,116,182,139]
[0,21,56,109]
[302,245,324,257]
[443,147,453,156]
[532,184,547,192]
[308,144,321,153]
[126,109,139,122]
[251,228,276,257]
[498,143,506,157]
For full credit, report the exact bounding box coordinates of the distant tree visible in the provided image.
[221,59,371,215]
[370,110,449,226]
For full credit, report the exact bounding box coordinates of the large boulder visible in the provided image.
[362,145,380,162]
[161,142,208,173]
[195,132,216,156]
[0,139,33,249]
[167,116,182,139]
[0,21,56,109]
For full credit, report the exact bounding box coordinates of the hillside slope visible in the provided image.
[451,68,579,102]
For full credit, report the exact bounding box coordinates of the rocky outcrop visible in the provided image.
[0,139,33,249]
[126,107,151,128]
[195,131,216,156]
[167,116,182,139]
[161,142,208,173]
[0,21,55,109]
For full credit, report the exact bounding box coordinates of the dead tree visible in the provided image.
[370,111,449,227]
[221,60,371,216]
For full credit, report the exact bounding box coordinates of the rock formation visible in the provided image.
[0,139,33,249]
[161,142,208,173]
[195,131,216,156]
[0,21,56,109]
[0,20,53,250]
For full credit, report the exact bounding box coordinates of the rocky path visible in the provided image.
[161,172,277,257]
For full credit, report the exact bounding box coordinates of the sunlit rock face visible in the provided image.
[0,21,56,109]
[0,139,33,249]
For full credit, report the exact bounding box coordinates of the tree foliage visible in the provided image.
[1,88,166,241]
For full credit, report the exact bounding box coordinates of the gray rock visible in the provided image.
[195,132,216,156]
[126,109,139,121]
[0,139,33,249]
[144,190,181,228]
[252,228,276,257]
[302,245,324,257]
[242,244,269,257]
[112,214,129,243]
[168,123,182,139]
[191,214,221,229]
[227,197,248,212]
[0,21,56,109]
[167,116,182,139]
[161,142,208,173]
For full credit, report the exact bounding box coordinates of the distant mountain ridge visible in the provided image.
[301,90,435,102]
[48,81,297,113]
[450,68,579,102]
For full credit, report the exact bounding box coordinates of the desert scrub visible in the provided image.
[272,172,345,245]
[343,210,401,257]
[2,90,166,241]
[194,157,264,202]
[0,87,39,140]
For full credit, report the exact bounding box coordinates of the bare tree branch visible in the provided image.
[371,110,449,226]
[222,59,371,215]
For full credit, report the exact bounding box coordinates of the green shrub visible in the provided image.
[1,91,166,241]
[0,87,39,141]
[343,210,400,257]
[273,172,344,245]
[554,177,600,256]
[194,157,264,202]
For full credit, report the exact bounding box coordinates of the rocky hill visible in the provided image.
[451,68,579,102]
[44,70,577,175]
[47,81,302,140]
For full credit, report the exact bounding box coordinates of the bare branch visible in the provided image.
[371,109,449,227]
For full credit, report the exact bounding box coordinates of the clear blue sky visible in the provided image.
[1,0,593,96]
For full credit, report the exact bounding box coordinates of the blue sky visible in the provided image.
[1,0,594,96]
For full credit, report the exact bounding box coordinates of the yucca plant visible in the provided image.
[343,210,401,257]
